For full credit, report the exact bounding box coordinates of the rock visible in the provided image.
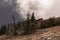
[50,36,60,40]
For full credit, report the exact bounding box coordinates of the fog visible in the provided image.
[17,0,60,19]
[0,0,23,25]
[0,0,60,25]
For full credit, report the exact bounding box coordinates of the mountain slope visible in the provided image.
[0,26,60,40]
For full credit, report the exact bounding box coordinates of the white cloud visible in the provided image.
[16,0,54,19]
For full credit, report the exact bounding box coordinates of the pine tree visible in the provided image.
[30,12,36,32]
[31,12,35,23]
[6,24,10,35]
[0,25,6,35]
[12,15,17,35]
[24,12,36,34]
[48,17,55,26]
[24,13,31,34]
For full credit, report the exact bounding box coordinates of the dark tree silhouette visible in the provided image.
[0,25,6,35]
[31,12,35,23]
[24,13,31,34]
[30,12,36,32]
[12,14,17,35]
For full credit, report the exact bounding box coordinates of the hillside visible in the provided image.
[0,26,60,40]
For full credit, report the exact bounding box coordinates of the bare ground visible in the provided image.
[0,26,60,40]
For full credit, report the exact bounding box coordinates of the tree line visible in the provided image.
[0,12,60,36]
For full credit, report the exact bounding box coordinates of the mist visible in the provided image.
[0,0,60,25]
[17,0,54,19]
[17,0,60,19]
[0,0,23,25]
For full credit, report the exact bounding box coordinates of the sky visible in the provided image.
[0,0,60,25]
[17,0,60,19]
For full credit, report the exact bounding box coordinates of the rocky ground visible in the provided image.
[0,26,60,40]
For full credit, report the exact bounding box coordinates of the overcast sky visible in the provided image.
[0,0,60,25]
[17,0,60,19]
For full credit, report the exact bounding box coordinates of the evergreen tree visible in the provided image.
[48,17,55,26]
[12,15,17,35]
[31,12,35,23]
[17,22,21,29]
[24,13,31,34]
[30,12,36,32]
[6,24,10,35]
[0,25,6,35]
